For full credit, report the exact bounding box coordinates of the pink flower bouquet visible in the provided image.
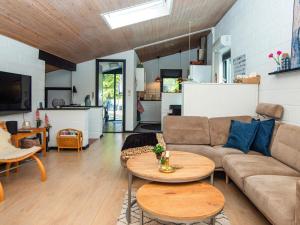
[268,50,282,65]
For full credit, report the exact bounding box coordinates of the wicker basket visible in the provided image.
[56,129,83,152]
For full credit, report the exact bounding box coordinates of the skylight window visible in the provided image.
[101,0,173,29]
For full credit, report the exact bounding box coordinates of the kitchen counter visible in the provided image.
[39,106,103,110]
[39,107,90,110]
[39,107,103,147]
[161,93,182,128]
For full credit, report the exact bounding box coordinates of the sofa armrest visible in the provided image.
[296,180,300,225]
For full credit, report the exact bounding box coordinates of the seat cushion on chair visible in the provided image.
[222,154,300,190]
[0,146,41,160]
[244,175,299,225]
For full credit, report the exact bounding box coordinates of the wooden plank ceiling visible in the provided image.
[0,0,236,64]
[136,31,211,62]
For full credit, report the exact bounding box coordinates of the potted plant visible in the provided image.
[152,144,165,161]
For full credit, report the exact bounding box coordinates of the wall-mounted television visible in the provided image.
[0,71,32,115]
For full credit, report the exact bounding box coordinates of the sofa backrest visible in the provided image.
[271,124,300,172]
[209,116,253,146]
[269,121,281,150]
[163,116,210,145]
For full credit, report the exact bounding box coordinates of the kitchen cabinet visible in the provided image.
[140,100,161,122]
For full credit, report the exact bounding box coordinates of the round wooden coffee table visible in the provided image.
[126,151,215,223]
[136,182,225,225]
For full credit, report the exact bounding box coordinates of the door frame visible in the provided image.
[96,59,126,132]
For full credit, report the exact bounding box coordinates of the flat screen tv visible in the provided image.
[0,71,32,115]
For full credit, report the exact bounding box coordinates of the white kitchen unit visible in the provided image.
[140,100,161,123]
[161,93,182,128]
[136,68,146,91]
[182,83,258,117]
[189,65,212,83]
[88,107,103,139]
[39,107,103,148]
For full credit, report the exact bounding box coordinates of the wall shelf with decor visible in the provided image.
[268,67,300,75]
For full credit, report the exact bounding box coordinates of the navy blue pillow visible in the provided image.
[224,120,259,153]
[251,119,275,156]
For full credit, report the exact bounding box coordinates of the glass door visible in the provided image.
[103,73,123,121]
[97,59,125,133]
[115,74,123,121]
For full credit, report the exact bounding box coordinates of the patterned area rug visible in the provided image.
[117,191,231,225]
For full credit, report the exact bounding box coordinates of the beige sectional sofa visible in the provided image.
[163,103,300,225]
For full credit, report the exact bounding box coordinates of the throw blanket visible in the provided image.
[120,133,166,167]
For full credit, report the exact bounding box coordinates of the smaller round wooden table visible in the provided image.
[136,182,225,225]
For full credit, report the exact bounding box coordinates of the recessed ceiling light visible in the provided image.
[101,0,173,29]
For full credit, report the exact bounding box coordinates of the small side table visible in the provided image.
[12,127,47,157]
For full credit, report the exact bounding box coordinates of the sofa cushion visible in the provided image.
[224,120,259,153]
[167,144,261,169]
[256,103,284,120]
[251,119,275,156]
[297,180,300,225]
[167,144,222,168]
[163,116,210,145]
[222,154,300,190]
[271,124,300,172]
[244,175,299,225]
[209,116,252,146]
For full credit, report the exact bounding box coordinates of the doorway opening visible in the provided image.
[96,59,126,133]
[222,51,232,83]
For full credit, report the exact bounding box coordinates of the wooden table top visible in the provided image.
[136,182,225,223]
[127,151,215,183]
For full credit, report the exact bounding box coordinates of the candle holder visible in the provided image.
[159,151,175,173]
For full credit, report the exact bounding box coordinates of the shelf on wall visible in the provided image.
[269,67,300,75]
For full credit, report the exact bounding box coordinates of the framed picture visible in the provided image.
[291,0,300,68]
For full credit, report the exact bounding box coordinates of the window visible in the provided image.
[101,0,173,29]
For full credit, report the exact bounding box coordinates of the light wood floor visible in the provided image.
[0,134,271,225]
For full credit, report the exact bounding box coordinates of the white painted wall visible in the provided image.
[215,0,299,124]
[72,50,139,131]
[143,49,198,83]
[0,35,45,127]
[182,83,258,117]
[72,60,96,106]
[45,70,72,87]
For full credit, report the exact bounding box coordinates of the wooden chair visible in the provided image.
[56,128,83,152]
[0,122,47,202]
